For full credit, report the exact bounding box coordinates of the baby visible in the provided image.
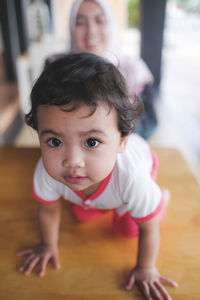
[17,53,177,299]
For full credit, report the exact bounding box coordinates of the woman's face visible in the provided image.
[73,0,110,55]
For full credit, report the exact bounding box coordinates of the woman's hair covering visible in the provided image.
[69,0,120,60]
[68,0,154,93]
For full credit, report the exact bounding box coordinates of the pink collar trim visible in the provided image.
[74,170,113,201]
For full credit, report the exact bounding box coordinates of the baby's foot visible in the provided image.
[162,188,171,207]
[157,189,171,222]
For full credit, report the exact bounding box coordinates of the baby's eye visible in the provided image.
[47,138,63,147]
[84,138,100,148]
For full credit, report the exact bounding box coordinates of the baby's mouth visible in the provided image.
[64,175,87,184]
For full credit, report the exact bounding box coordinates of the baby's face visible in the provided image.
[74,0,109,55]
[37,102,127,197]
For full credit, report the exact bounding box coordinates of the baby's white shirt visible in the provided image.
[33,134,162,221]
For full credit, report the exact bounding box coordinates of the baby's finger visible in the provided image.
[140,281,152,300]
[154,281,172,300]
[24,256,40,275]
[17,249,33,256]
[19,254,36,272]
[51,256,61,269]
[149,282,163,300]
[160,276,178,288]
[125,275,135,291]
[39,255,50,277]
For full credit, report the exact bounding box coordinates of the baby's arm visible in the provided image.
[126,217,178,299]
[17,200,61,276]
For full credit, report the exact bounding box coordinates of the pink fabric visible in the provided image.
[69,203,108,222]
[69,171,113,222]
[113,211,139,238]
[113,193,165,238]
[150,149,159,181]
[69,149,165,238]
[74,170,113,201]
[32,185,60,204]
[133,195,165,223]
[112,150,165,238]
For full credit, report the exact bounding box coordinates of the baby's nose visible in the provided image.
[62,150,85,169]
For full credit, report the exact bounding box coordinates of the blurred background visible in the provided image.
[0,0,199,182]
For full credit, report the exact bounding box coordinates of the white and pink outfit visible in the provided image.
[32,134,165,238]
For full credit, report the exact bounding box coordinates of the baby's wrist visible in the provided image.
[41,242,58,248]
[135,265,156,271]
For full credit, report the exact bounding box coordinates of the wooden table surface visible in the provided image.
[0,147,199,300]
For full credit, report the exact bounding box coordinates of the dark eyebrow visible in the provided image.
[40,129,61,137]
[79,129,107,137]
[40,129,106,137]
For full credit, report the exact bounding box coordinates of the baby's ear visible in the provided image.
[118,135,129,153]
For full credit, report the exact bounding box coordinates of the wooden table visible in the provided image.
[0,147,199,300]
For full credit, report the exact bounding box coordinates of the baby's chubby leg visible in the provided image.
[113,211,139,238]
[112,189,171,239]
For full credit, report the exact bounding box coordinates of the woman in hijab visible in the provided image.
[48,0,157,139]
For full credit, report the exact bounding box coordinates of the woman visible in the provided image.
[48,0,158,139]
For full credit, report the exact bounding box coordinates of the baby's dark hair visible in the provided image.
[25,53,143,137]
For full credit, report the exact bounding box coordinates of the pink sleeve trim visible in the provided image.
[133,196,165,223]
[31,185,60,204]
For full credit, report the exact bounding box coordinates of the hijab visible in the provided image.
[69,0,121,61]
[69,0,154,95]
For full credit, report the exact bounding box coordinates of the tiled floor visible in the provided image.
[14,5,200,182]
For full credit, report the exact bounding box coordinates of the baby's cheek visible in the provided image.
[91,162,113,181]
[42,156,59,178]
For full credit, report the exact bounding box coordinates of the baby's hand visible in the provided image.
[125,266,178,300]
[17,244,60,277]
